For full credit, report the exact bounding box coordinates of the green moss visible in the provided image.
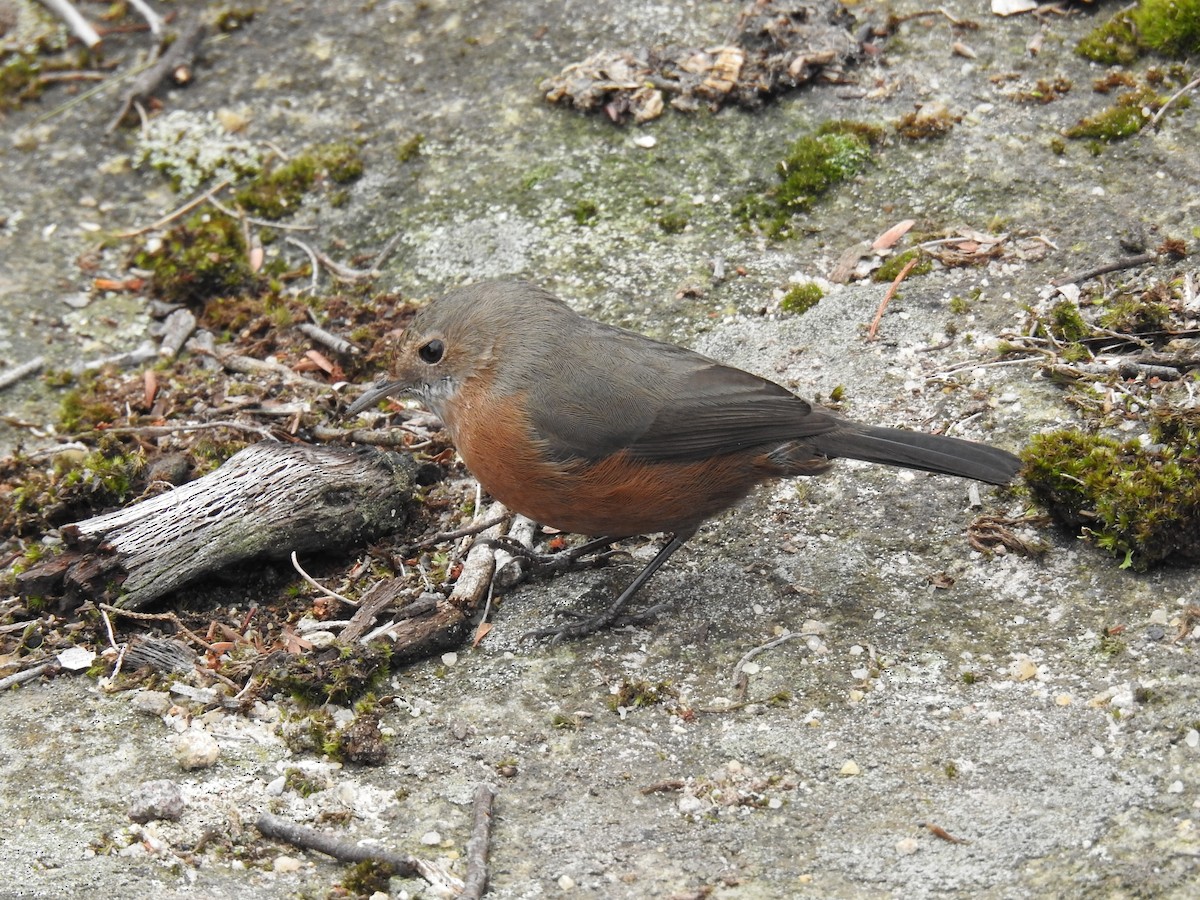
[873,248,933,283]
[135,211,255,303]
[737,122,875,239]
[1078,0,1200,62]
[1042,299,1090,343]
[0,51,43,111]
[1064,86,1174,141]
[235,142,364,219]
[571,199,599,225]
[283,767,325,798]
[1022,428,1200,569]
[780,282,824,314]
[59,386,119,433]
[1098,295,1172,333]
[948,296,970,314]
[1077,12,1139,64]
[396,133,424,162]
[1133,0,1200,55]
[607,679,677,712]
[340,859,397,896]
[657,211,689,234]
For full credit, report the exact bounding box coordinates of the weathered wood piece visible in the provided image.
[29,443,417,609]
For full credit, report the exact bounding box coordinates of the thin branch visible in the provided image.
[39,0,102,48]
[99,603,214,651]
[255,813,419,875]
[290,551,357,607]
[867,255,920,341]
[118,180,232,238]
[731,629,818,685]
[1149,75,1200,130]
[0,356,45,391]
[460,785,498,900]
[1051,251,1156,287]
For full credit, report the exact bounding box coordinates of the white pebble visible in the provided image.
[420,831,441,845]
[896,837,920,856]
[274,856,302,873]
[173,730,220,770]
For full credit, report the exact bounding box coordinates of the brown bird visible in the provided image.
[349,281,1021,641]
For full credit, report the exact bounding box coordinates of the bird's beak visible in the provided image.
[344,379,410,416]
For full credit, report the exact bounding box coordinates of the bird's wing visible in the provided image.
[528,344,837,465]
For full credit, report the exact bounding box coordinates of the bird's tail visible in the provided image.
[812,424,1022,485]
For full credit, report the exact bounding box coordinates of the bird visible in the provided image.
[347,280,1022,641]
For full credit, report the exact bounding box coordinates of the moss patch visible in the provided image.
[1022,427,1200,569]
[134,211,256,304]
[1078,0,1200,63]
[235,142,365,220]
[737,121,878,239]
[780,282,824,314]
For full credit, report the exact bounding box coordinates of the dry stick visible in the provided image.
[867,256,920,341]
[255,813,420,875]
[297,322,360,356]
[0,357,45,391]
[411,514,511,550]
[206,195,317,232]
[39,0,102,48]
[0,662,55,691]
[108,20,208,132]
[1150,75,1200,130]
[290,551,356,606]
[1050,251,1156,287]
[126,0,163,37]
[99,603,215,651]
[731,629,817,685]
[461,785,499,900]
[118,180,232,238]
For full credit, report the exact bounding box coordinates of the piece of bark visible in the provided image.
[30,443,416,610]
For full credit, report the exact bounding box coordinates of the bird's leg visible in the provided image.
[523,530,694,644]
[484,534,630,575]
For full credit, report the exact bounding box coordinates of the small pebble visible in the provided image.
[274,856,303,873]
[557,874,576,890]
[632,134,656,149]
[173,730,220,770]
[127,780,184,823]
[896,837,920,856]
[1185,729,1199,750]
[839,760,861,777]
[1167,781,1184,794]
[420,831,441,845]
[678,795,704,814]
[130,691,172,717]
[441,652,458,666]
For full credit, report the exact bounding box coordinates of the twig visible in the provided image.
[255,813,419,875]
[285,236,322,292]
[309,424,426,447]
[0,662,55,691]
[731,629,817,685]
[126,0,163,37]
[206,195,317,232]
[285,237,388,283]
[108,21,208,132]
[0,356,45,391]
[38,0,101,48]
[290,551,357,606]
[297,322,360,356]
[99,603,214,651]
[118,180,232,238]
[460,785,498,900]
[411,514,511,550]
[867,256,920,341]
[1051,251,1156,287]
[73,420,279,441]
[1149,75,1200,130]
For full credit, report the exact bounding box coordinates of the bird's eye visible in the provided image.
[418,339,444,364]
